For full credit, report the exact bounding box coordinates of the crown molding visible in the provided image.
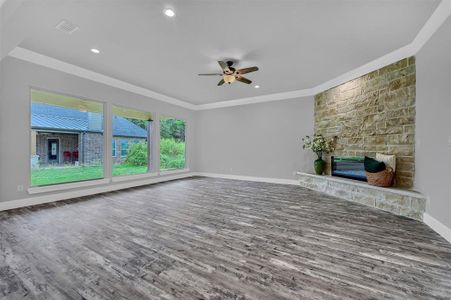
[7,47,197,110]
[410,0,451,53]
[195,88,316,110]
[5,0,451,111]
[196,0,451,110]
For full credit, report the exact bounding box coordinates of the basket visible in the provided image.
[366,167,394,187]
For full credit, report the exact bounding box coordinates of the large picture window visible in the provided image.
[112,105,152,177]
[160,116,186,171]
[30,89,104,186]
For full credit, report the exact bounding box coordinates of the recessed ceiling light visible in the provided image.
[91,48,100,54]
[164,8,176,17]
[254,85,260,89]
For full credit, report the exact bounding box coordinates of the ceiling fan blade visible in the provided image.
[236,76,252,84]
[236,66,259,75]
[217,79,225,86]
[218,61,227,70]
[218,61,230,73]
[198,73,222,76]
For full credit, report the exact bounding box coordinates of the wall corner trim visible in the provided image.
[423,213,451,244]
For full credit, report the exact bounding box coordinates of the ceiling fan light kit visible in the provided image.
[199,60,259,87]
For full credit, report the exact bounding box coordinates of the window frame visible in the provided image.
[111,104,153,177]
[28,87,188,194]
[29,87,106,188]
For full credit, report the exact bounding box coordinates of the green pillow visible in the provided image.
[364,156,386,173]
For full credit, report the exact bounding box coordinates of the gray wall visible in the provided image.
[0,57,196,202]
[415,17,451,228]
[194,98,315,179]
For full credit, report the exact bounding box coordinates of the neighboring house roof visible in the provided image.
[31,103,148,138]
[112,115,148,138]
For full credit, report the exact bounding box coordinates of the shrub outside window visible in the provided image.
[160,116,186,171]
[112,105,152,177]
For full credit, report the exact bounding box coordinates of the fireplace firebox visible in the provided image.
[331,156,367,181]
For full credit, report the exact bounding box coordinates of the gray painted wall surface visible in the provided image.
[415,17,451,228]
[0,57,195,202]
[194,99,315,179]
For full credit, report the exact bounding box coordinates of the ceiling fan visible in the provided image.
[198,61,259,86]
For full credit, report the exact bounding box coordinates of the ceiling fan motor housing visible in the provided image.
[224,74,236,84]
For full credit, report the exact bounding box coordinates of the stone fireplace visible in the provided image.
[314,57,416,188]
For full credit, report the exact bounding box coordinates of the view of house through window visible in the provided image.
[30,89,104,186]
[112,105,152,176]
[160,116,186,171]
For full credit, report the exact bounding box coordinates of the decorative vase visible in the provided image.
[314,158,326,175]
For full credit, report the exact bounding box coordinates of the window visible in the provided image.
[30,89,104,186]
[112,105,152,177]
[120,140,129,157]
[112,140,116,157]
[160,116,186,171]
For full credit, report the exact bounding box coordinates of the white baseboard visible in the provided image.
[0,172,194,212]
[423,213,451,243]
[194,172,299,185]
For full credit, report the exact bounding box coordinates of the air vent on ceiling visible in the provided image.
[55,19,79,34]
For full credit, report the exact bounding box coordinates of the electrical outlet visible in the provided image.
[17,185,24,192]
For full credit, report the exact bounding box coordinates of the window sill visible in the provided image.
[28,178,110,195]
[111,172,158,183]
[159,168,190,176]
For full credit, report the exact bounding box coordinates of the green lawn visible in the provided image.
[31,164,148,186]
[112,164,148,177]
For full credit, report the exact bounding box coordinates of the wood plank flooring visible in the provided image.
[1,177,451,299]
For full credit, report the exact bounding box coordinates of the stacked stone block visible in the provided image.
[298,173,425,220]
[314,57,416,187]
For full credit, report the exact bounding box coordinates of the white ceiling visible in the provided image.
[3,0,440,105]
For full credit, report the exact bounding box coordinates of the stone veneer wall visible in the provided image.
[315,57,416,187]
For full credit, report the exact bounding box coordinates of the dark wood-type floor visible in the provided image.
[1,177,451,300]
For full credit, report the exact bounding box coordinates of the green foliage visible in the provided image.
[160,138,184,156]
[160,118,185,141]
[160,138,185,170]
[125,142,148,166]
[127,118,148,130]
[302,134,335,159]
